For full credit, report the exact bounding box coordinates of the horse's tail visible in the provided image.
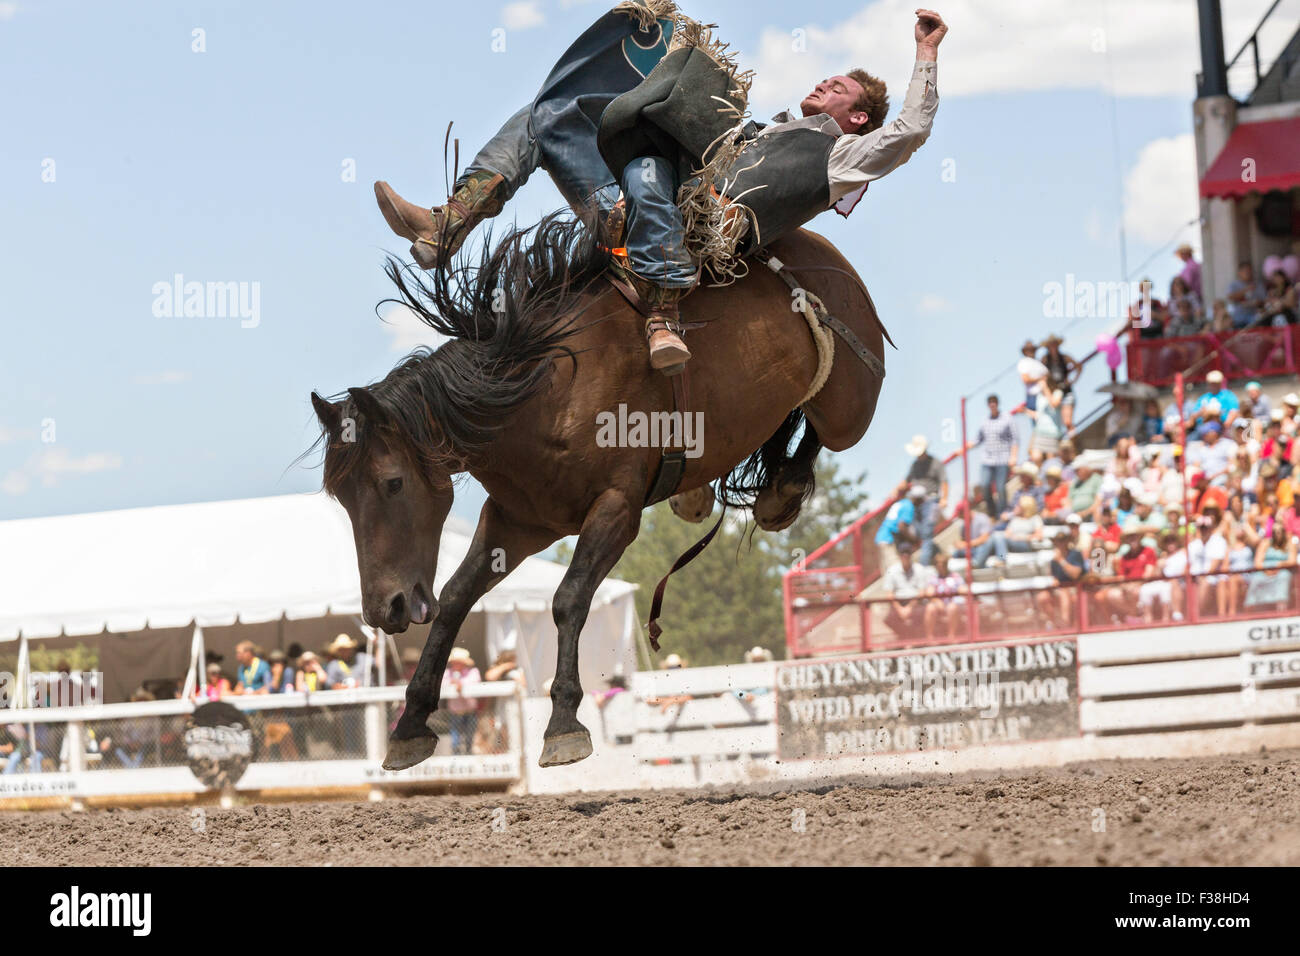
[717,407,806,508]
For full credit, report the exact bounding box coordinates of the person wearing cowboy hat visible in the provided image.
[325,633,373,689]
[904,434,947,565]
[1282,393,1300,439]
[1040,334,1079,432]
[441,647,482,755]
[1174,242,1201,298]
[1006,460,1045,513]
[1016,340,1048,412]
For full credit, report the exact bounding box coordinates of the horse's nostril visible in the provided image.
[387,592,406,625]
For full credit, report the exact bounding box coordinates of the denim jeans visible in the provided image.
[460,105,695,287]
[980,463,1010,516]
[115,747,145,769]
[3,749,41,774]
[449,713,476,755]
[620,156,696,287]
[917,495,940,566]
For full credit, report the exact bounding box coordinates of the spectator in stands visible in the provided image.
[1042,463,1069,518]
[954,498,996,569]
[1107,397,1145,447]
[1193,370,1240,428]
[1282,393,1300,438]
[1040,335,1080,433]
[882,541,934,639]
[594,673,629,709]
[1,724,41,775]
[325,634,372,689]
[1005,462,1045,513]
[441,647,481,755]
[197,663,231,701]
[744,646,775,663]
[296,651,328,692]
[484,649,526,690]
[1103,519,1158,624]
[1249,523,1296,609]
[267,650,295,694]
[1244,381,1271,429]
[1038,530,1085,629]
[1164,295,1205,338]
[924,551,966,641]
[1226,262,1265,328]
[1017,340,1048,411]
[1185,513,1230,616]
[972,393,1017,516]
[1140,399,1167,443]
[1139,533,1186,623]
[1054,439,1078,482]
[1210,299,1233,334]
[1130,278,1166,338]
[874,483,922,571]
[998,495,1046,557]
[904,435,947,565]
[1261,269,1298,326]
[233,641,271,695]
[1068,461,1102,519]
[1168,275,1202,323]
[113,689,157,769]
[1025,385,1065,458]
[1174,243,1202,298]
[1189,421,1234,487]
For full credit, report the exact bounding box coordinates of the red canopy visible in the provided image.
[1200,117,1300,199]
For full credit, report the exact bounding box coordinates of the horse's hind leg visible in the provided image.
[384,500,555,771]
[540,488,640,767]
[754,424,822,532]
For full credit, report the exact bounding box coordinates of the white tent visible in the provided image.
[0,494,638,697]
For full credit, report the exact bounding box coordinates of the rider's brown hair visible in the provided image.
[846,68,889,134]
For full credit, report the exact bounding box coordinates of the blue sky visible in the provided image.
[1,0,1281,527]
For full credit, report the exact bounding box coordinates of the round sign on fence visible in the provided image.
[185,702,257,788]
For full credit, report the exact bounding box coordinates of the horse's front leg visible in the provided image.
[383,499,555,771]
[540,488,640,767]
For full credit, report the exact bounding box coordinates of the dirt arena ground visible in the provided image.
[5,748,1298,865]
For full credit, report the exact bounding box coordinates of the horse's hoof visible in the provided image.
[658,362,686,377]
[670,485,715,523]
[539,730,593,768]
[382,734,438,771]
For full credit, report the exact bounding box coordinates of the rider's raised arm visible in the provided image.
[825,59,939,202]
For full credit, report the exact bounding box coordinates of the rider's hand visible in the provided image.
[915,9,948,57]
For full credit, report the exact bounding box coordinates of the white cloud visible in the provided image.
[1,447,124,495]
[0,424,35,444]
[0,3,18,22]
[748,0,1267,112]
[502,1,544,31]
[917,293,950,314]
[1123,133,1200,246]
[132,370,191,386]
[380,303,449,353]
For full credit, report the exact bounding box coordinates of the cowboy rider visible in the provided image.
[375,7,946,376]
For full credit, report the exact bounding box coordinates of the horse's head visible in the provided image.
[311,387,453,633]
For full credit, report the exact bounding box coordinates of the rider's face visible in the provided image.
[800,74,868,133]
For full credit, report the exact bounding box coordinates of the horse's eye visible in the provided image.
[386,477,403,496]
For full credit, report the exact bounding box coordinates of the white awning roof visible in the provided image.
[0,494,635,641]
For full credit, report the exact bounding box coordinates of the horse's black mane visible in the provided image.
[319,211,611,492]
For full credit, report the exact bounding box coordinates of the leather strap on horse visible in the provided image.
[646,502,725,651]
[757,252,889,380]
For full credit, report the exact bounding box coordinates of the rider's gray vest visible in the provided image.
[722,116,850,254]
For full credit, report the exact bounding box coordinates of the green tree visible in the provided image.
[560,456,868,668]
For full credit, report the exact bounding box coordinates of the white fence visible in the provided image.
[7,616,1300,804]
[0,683,522,805]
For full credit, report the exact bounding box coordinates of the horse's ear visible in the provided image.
[310,391,342,433]
[347,387,389,427]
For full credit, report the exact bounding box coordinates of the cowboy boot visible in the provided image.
[609,258,692,375]
[373,170,508,270]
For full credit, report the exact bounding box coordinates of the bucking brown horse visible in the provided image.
[311,213,884,770]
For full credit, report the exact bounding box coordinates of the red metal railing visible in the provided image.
[786,565,1300,656]
[1126,325,1299,387]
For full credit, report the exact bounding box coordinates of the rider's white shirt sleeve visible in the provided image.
[826,60,938,203]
